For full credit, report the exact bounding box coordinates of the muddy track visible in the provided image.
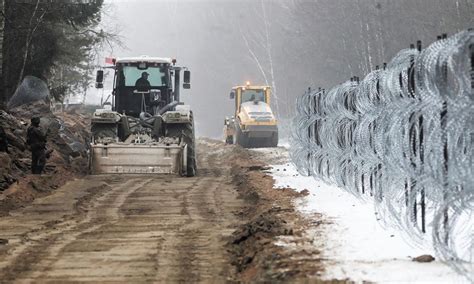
[0,140,331,283]
[0,140,243,283]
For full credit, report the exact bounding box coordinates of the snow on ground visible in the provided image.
[253,147,469,283]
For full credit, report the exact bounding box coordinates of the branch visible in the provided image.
[17,0,47,88]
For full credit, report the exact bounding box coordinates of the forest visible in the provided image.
[0,0,110,107]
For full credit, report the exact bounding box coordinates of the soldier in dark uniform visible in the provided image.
[26,117,47,174]
[0,125,8,153]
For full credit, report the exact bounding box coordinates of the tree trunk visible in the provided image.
[0,0,5,107]
[17,0,44,89]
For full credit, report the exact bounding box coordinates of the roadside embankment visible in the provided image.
[0,101,90,216]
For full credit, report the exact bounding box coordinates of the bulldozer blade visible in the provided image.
[90,144,184,174]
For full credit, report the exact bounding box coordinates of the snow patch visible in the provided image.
[267,162,468,283]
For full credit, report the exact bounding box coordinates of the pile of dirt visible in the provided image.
[226,146,330,282]
[0,100,91,216]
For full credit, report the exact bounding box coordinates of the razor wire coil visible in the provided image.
[290,30,474,281]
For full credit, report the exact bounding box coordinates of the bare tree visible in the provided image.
[17,0,47,88]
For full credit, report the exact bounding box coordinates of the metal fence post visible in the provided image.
[470,41,474,93]
[416,40,426,233]
[441,33,449,244]
[407,43,416,223]
[307,87,312,176]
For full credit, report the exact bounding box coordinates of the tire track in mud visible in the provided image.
[153,144,239,282]
[0,140,244,283]
[32,178,154,280]
[0,178,151,282]
[0,180,113,281]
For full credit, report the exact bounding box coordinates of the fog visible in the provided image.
[90,0,473,138]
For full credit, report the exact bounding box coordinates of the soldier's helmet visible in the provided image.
[31,117,40,125]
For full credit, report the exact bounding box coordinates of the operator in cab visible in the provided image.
[135,72,151,91]
[249,94,263,103]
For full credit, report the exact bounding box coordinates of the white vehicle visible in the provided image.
[90,56,196,176]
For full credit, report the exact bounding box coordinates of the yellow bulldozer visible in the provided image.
[224,82,278,148]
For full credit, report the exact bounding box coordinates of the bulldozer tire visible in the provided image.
[117,116,131,141]
[235,123,248,148]
[269,131,279,147]
[91,124,116,142]
[182,122,197,177]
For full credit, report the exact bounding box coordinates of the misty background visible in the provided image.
[88,0,474,138]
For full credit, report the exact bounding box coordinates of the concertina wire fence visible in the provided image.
[290,29,473,280]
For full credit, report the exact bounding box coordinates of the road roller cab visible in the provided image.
[225,82,278,148]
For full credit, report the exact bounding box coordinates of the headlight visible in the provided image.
[100,112,115,118]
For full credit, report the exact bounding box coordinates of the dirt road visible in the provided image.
[0,139,327,283]
[0,140,243,282]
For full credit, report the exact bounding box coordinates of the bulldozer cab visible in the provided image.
[113,59,173,117]
[226,83,278,148]
[96,57,190,118]
[231,85,271,115]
